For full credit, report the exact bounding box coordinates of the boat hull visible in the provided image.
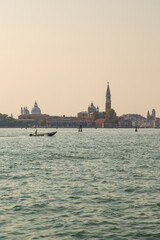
[29,131,57,137]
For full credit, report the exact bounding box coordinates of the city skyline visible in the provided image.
[18,83,156,120]
[1,0,160,118]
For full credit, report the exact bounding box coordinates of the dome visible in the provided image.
[88,102,96,113]
[31,101,41,114]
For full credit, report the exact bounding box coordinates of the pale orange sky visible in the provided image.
[0,0,160,118]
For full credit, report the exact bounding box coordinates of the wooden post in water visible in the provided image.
[79,125,82,132]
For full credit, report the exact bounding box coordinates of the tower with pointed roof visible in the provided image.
[147,111,150,122]
[105,82,111,112]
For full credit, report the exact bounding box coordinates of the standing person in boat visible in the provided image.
[35,129,37,135]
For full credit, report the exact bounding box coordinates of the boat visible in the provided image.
[29,131,57,137]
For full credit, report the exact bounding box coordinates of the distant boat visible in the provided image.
[29,131,57,137]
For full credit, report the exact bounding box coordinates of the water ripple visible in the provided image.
[0,128,160,239]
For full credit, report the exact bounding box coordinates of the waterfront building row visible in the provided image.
[17,84,160,128]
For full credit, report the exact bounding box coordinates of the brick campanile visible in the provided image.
[105,82,111,112]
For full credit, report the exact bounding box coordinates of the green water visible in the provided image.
[0,128,160,239]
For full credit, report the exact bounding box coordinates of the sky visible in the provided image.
[0,0,160,118]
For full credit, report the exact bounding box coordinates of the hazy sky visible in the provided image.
[0,0,160,118]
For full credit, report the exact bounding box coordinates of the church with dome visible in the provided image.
[31,101,41,114]
[19,101,43,120]
[88,102,98,113]
[77,82,112,120]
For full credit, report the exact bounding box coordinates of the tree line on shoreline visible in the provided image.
[0,113,23,127]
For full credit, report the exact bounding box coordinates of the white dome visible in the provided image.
[31,101,41,114]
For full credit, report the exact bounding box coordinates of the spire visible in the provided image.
[106,82,111,101]
[34,101,38,107]
[152,109,156,119]
[97,106,99,112]
[21,107,23,115]
[105,82,111,112]
[147,111,150,122]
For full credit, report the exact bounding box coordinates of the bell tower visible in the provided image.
[105,82,111,112]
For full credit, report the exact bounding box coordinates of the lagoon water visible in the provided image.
[0,128,160,239]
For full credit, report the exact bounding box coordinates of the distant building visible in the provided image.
[147,109,156,122]
[21,106,30,115]
[105,82,111,112]
[78,82,115,124]
[152,109,156,119]
[148,109,156,127]
[77,111,89,120]
[31,101,41,114]
[147,111,150,122]
[19,101,42,120]
[95,118,114,128]
[78,102,98,120]
[122,114,146,127]
[88,102,96,113]
[118,117,132,128]
[154,118,160,128]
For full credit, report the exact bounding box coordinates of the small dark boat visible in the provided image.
[29,131,57,137]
